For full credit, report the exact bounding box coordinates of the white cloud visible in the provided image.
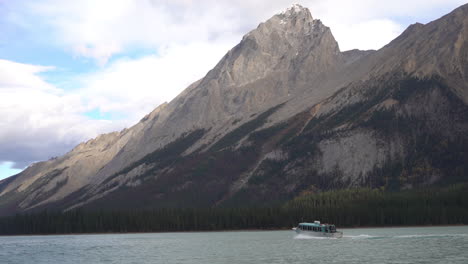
[0,60,57,93]
[331,19,404,51]
[10,0,465,63]
[0,59,125,170]
[23,0,246,63]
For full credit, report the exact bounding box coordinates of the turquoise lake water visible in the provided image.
[1,226,467,263]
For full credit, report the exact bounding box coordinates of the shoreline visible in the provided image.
[1,224,466,237]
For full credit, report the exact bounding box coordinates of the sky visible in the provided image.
[0,0,466,180]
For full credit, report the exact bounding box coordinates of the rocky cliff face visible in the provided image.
[1,4,468,215]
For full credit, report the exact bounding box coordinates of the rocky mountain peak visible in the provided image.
[204,4,340,90]
[161,3,343,132]
[255,3,317,40]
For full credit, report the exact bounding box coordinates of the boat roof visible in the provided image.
[299,222,335,227]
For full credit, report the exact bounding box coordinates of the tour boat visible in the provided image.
[292,221,343,238]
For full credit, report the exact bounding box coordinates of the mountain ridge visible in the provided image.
[1,3,468,215]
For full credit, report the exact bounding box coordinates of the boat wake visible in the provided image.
[344,234,381,239]
[393,234,468,239]
[343,233,468,239]
[294,234,333,240]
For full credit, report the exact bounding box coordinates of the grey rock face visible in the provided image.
[1,3,468,214]
[89,3,345,185]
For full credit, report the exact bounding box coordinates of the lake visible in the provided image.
[1,226,467,263]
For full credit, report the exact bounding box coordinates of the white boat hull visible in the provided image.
[293,228,343,238]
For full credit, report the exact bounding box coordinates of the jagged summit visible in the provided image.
[278,3,310,16]
[274,3,314,27]
[248,3,316,39]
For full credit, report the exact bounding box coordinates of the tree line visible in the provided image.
[1,184,467,235]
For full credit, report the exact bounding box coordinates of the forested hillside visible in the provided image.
[1,184,467,235]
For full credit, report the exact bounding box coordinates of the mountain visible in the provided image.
[1,4,468,215]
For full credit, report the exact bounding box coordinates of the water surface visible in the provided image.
[1,226,467,263]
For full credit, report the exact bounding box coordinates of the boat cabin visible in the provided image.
[298,221,337,233]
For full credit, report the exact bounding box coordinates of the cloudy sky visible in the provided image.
[0,0,466,180]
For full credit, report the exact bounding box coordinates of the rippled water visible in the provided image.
[1,226,467,263]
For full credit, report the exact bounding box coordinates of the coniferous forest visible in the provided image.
[0,184,467,235]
